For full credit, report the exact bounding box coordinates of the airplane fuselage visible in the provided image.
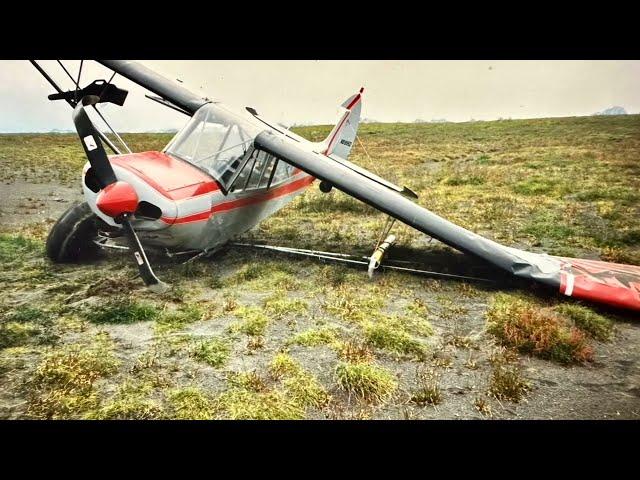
[82,149,315,251]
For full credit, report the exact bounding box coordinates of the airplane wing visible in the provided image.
[98,60,210,115]
[254,129,640,312]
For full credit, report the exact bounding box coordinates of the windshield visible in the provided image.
[164,103,263,183]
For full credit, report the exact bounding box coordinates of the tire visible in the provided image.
[46,201,105,263]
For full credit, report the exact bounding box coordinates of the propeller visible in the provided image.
[72,96,169,293]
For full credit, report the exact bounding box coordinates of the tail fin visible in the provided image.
[319,87,363,160]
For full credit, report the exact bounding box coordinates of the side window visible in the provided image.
[271,160,293,185]
[230,149,278,193]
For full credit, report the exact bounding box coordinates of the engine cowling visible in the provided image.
[95,181,139,218]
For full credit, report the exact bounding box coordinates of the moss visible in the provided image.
[555,304,614,341]
[486,293,594,364]
[190,338,231,368]
[335,362,397,403]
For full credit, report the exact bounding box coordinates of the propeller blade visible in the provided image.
[72,96,117,188]
[120,214,169,293]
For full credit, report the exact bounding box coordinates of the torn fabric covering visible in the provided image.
[254,130,640,313]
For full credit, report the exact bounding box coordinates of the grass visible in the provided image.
[486,293,595,364]
[488,364,531,403]
[87,382,164,420]
[269,353,329,409]
[155,304,206,333]
[229,306,270,336]
[363,319,426,360]
[263,294,308,318]
[410,366,442,406]
[27,332,119,419]
[215,369,306,420]
[2,115,639,419]
[167,387,215,420]
[288,326,340,347]
[89,298,160,325]
[335,361,398,403]
[190,338,231,368]
[0,234,41,263]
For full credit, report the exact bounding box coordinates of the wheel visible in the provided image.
[319,180,333,193]
[46,201,105,263]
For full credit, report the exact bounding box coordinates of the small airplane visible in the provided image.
[30,60,640,312]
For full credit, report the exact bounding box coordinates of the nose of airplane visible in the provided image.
[95,181,139,218]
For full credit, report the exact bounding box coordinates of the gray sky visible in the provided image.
[1,60,638,132]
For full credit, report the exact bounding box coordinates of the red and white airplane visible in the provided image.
[31,60,640,312]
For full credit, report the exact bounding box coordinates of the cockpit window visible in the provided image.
[164,103,263,189]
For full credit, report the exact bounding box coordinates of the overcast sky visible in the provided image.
[1,60,638,132]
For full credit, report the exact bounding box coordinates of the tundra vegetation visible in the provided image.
[0,114,638,419]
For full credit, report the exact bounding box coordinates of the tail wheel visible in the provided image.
[46,201,107,263]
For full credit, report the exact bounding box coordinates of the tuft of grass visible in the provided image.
[228,370,268,392]
[167,387,215,420]
[27,333,119,419]
[488,364,531,403]
[229,306,270,336]
[190,338,231,368]
[323,286,385,324]
[289,326,340,347]
[269,352,301,379]
[336,339,375,363]
[363,320,426,360]
[90,298,160,325]
[87,382,164,420]
[230,262,300,291]
[335,362,397,403]
[486,294,594,364]
[269,353,329,409]
[0,321,42,349]
[214,388,304,420]
[264,294,308,318]
[410,366,442,406]
[4,306,50,323]
[156,304,206,333]
[555,304,614,341]
[0,234,41,263]
[473,397,493,417]
[216,369,305,419]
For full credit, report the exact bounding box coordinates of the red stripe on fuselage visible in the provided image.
[160,174,315,224]
[212,174,315,214]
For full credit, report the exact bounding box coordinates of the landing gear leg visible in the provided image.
[120,213,169,293]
